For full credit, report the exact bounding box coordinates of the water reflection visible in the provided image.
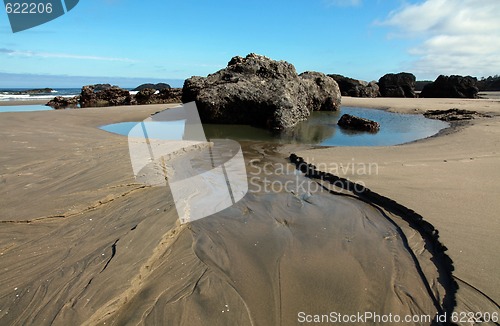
[101,107,449,147]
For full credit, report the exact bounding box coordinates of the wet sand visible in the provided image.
[0,100,498,325]
[297,96,500,305]
[0,100,49,106]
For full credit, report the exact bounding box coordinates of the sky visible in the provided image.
[0,0,499,88]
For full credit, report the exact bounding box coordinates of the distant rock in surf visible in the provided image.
[133,83,171,92]
[420,75,479,99]
[378,73,416,98]
[182,53,341,130]
[337,114,380,132]
[92,84,114,92]
[80,85,132,108]
[135,87,182,105]
[13,88,54,95]
[46,84,182,109]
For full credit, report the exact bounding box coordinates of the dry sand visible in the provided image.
[0,99,498,325]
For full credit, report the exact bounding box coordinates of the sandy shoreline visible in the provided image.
[0,99,499,324]
[341,96,500,114]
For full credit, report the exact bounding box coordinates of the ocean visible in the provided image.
[0,88,138,102]
[0,88,80,101]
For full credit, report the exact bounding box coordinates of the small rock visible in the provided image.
[337,114,380,132]
[46,96,79,109]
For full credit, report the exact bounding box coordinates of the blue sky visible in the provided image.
[1,0,499,88]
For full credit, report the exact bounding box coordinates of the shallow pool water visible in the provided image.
[0,105,53,113]
[101,107,449,147]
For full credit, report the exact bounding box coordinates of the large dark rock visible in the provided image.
[182,53,341,130]
[477,76,500,91]
[420,75,478,99]
[80,85,132,108]
[328,74,380,97]
[337,114,380,132]
[378,73,416,98]
[133,83,171,92]
[46,96,79,109]
[415,80,433,92]
[135,87,182,105]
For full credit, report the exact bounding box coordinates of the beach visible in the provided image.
[0,100,50,106]
[0,98,499,325]
[297,96,500,303]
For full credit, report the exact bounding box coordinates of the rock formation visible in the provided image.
[15,88,54,95]
[133,83,171,92]
[423,108,488,121]
[299,71,342,111]
[80,85,132,108]
[420,75,478,99]
[378,73,416,98]
[328,74,380,97]
[182,53,341,130]
[135,88,182,105]
[92,84,113,91]
[45,96,79,109]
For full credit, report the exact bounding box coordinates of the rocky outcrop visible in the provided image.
[420,75,478,99]
[182,53,341,130]
[337,114,380,132]
[423,108,488,121]
[134,88,157,105]
[80,85,132,108]
[12,88,54,95]
[477,75,500,91]
[46,96,79,109]
[92,84,113,91]
[157,88,182,103]
[133,83,171,92]
[27,88,53,94]
[135,88,182,105]
[79,86,95,107]
[415,80,433,92]
[299,71,341,111]
[45,85,181,109]
[378,73,416,98]
[328,74,380,98]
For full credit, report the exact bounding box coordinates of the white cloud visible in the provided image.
[380,0,500,78]
[0,48,136,63]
